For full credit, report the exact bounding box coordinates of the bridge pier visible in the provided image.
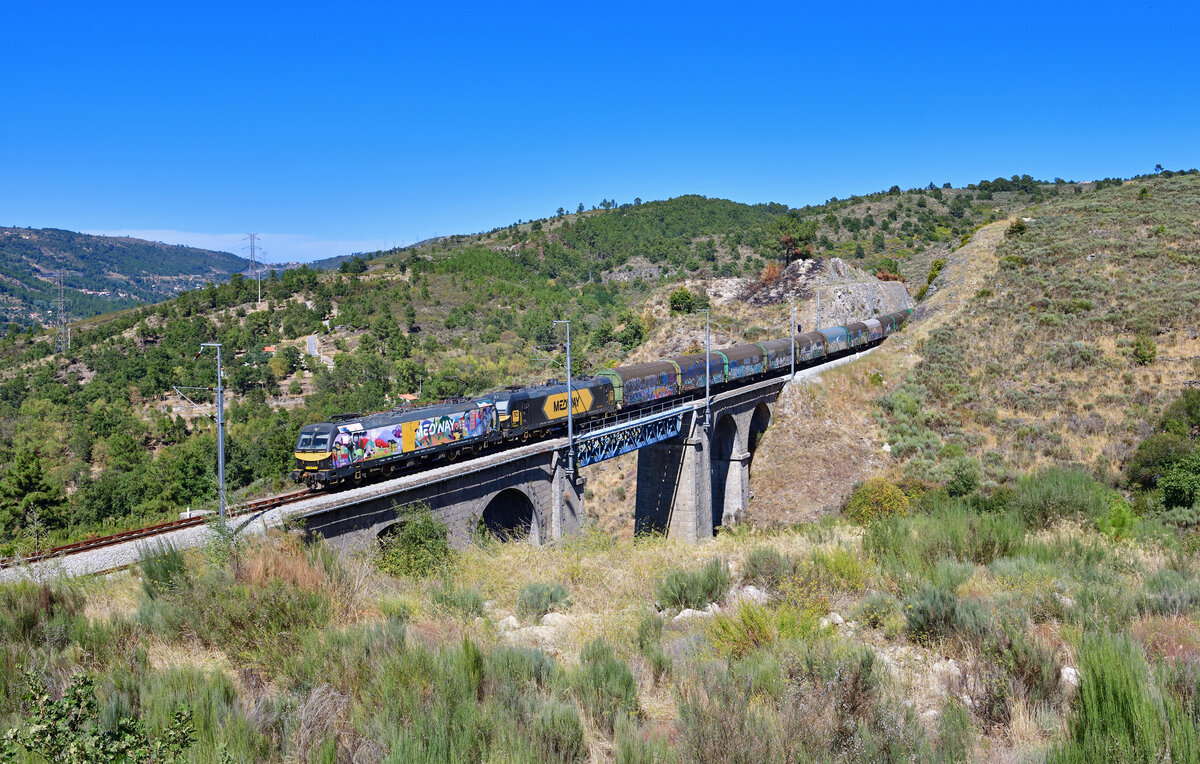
[550,450,585,542]
[633,381,781,541]
[634,414,712,542]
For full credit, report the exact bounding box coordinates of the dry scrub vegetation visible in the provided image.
[881,173,1200,486]
[7,470,1200,763]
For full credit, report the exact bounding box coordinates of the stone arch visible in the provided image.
[748,401,772,456]
[478,487,539,543]
[709,413,742,533]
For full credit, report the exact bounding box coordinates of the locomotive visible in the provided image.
[290,309,910,486]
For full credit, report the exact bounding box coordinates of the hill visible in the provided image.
[875,171,1200,490]
[0,179,1124,552]
[0,227,251,326]
[9,174,1200,760]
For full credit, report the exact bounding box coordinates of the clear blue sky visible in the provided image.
[3,1,1197,262]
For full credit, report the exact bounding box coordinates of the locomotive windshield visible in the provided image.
[296,425,335,452]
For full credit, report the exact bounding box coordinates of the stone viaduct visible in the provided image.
[298,376,788,551]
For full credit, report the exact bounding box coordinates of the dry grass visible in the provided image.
[1129,615,1200,660]
[747,351,913,527]
[235,534,329,592]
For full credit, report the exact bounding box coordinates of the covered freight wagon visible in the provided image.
[600,361,679,407]
[719,344,765,381]
[819,326,850,354]
[670,352,726,393]
[796,332,827,362]
[757,338,797,372]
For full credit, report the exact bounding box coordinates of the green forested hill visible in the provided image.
[0,227,250,326]
[0,179,1093,553]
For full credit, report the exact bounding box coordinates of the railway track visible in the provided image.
[0,488,315,570]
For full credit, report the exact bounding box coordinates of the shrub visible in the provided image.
[865,501,1025,589]
[904,585,992,645]
[668,287,695,314]
[993,623,1063,707]
[1010,467,1111,528]
[138,541,189,599]
[1098,498,1139,541]
[807,545,868,591]
[432,582,485,619]
[844,477,909,524]
[375,503,452,578]
[944,458,981,497]
[531,700,586,763]
[744,546,790,589]
[634,611,663,652]
[1126,432,1194,490]
[1140,569,1200,615]
[632,613,673,685]
[144,564,332,661]
[4,670,195,764]
[1133,333,1158,365]
[615,713,676,764]
[572,639,639,734]
[656,559,731,610]
[1161,452,1200,509]
[1049,633,1196,763]
[927,258,947,284]
[708,600,776,659]
[517,582,572,621]
[1006,219,1027,238]
[856,592,906,639]
[0,580,84,645]
[934,697,973,763]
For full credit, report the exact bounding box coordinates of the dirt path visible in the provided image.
[907,219,1010,341]
[746,220,1010,526]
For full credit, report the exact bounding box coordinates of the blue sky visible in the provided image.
[3,1,1197,262]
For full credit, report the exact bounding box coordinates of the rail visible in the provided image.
[0,488,314,570]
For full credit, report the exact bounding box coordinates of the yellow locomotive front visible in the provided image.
[290,423,339,484]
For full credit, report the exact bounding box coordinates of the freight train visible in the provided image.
[290,309,910,487]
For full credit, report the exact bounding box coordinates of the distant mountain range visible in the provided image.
[0,227,359,326]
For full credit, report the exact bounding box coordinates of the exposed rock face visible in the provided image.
[735,257,910,318]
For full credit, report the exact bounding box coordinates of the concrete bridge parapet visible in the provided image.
[299,442,584,553]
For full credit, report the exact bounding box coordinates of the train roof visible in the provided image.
[489,376,610,403]
[339,399,490,430]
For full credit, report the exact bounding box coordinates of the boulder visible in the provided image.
[729,586,769,606]
[497,616,520,631]
[827,612,845,626]
[541,612,573,628]
[930,659,963,691]
[673,608,712,622]
[1061,666,1080,695]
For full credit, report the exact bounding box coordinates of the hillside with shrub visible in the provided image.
[5,171,1200,761]
[0,176,1144,554]
[875,171,1200,495]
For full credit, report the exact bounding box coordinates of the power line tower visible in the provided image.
[256,250,266,303]
[54,272,70,353]
[244,233,259,304]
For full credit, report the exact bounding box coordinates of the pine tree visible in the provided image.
[0,447,66,541]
